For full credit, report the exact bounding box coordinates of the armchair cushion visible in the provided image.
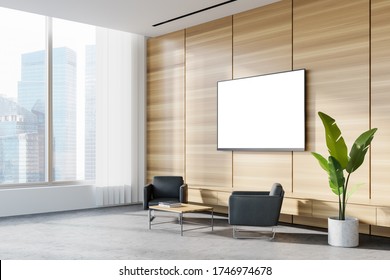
[153,176,184,198]
[143,176,187,210]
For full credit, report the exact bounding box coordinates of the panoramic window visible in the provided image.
[0,8,47,184]
[0,8,96,185]
[52,18,96,181]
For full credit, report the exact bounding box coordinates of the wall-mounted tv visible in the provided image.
[217,69,305,151]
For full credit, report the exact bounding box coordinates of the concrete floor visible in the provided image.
[0,204,389,260]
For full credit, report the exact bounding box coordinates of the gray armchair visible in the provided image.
[228,183,284,239]
[143,176,188,210]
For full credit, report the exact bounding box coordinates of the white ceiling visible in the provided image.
[0,0,280,37]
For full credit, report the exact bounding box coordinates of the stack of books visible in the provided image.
[158,201,182,208]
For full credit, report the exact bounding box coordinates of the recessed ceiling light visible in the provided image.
[152,0,238,27]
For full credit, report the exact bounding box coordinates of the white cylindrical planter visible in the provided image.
[328,217,359,247]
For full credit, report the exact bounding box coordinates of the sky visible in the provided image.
[0,7,95,98]
[0,7,45,99]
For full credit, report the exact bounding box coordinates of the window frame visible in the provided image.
[0,12,96,189]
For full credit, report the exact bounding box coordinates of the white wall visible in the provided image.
[0,185,96,217]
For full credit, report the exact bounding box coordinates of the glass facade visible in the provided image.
[0,8,46,184]
[52,47,77,181]
[85,45,96,180]
[0,8,96,185]
[17,50,46,182]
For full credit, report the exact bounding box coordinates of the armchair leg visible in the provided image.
[148,209,155,229]
[233,226,238,239]
[270,227,276,240]
[233,226,276,240]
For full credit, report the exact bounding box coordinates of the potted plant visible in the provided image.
[312,112,377,247]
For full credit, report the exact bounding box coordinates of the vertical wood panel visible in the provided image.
[377,207,390,227]
[371,0,390,205]
[233,0,292,77]
[371,225,390,237]
[232,0,293,191]
[147,31,185,182]
[186,17,233,188]
[282,197,312,216]
[293,0,370,203]
[312,201,376,224]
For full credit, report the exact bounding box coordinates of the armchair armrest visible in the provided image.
[180,184,188,203]
[143,183,154,210]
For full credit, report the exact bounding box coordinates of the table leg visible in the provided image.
[211,210,214,231]
[180,213,183,236]
[148,209,151,230]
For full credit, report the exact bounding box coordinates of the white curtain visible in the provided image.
[95,28,145,206]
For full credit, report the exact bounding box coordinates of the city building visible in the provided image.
[85,44,96,180]
[18,47,78,181]
[0,96,39,183]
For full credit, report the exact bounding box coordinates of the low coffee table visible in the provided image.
[148,203,214,236]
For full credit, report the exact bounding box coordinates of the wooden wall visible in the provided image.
[233,0,293,193]
[147,31,185,180]
[371,0,390,236]
[147,0,390,236]
[186,17,233,189]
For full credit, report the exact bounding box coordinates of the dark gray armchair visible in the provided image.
[228,183,284,239]
[143,176,188,210]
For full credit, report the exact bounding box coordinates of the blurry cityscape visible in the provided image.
[0,46,96,184]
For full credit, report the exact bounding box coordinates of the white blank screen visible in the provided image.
[217,69,305,151]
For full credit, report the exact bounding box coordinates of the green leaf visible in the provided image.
[329,180,344,196]
[346,183,364,202]
[328,156,345,196]
[346,128,378,173]
[312,152,329,173]
[318,112,349,169]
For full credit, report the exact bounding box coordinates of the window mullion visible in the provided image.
[46,17,53,183]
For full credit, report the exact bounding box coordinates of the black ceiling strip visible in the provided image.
[152,0,238,27]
